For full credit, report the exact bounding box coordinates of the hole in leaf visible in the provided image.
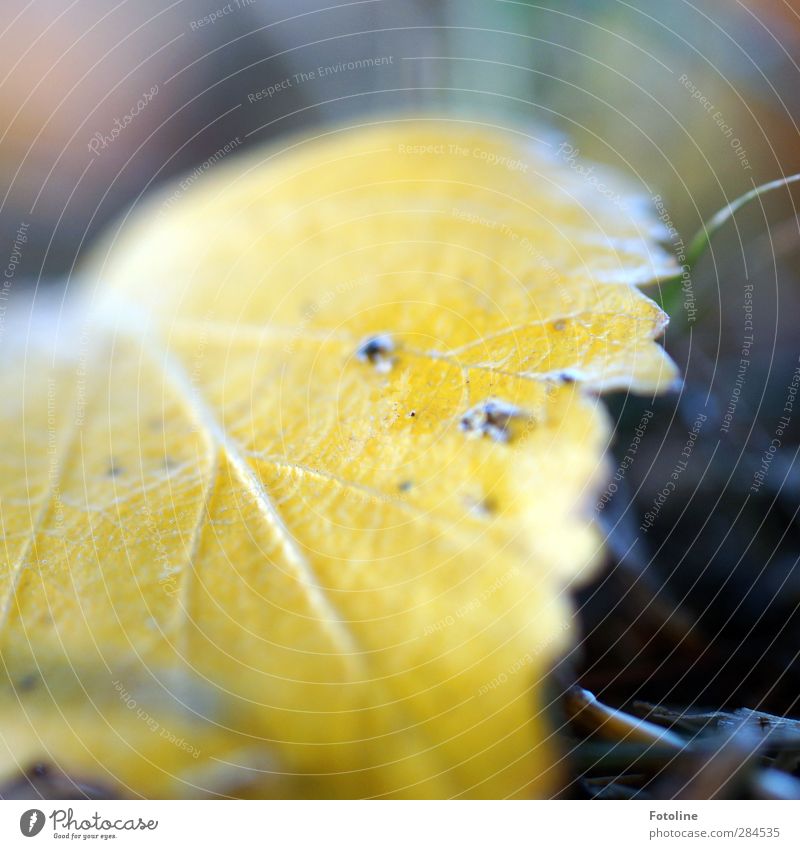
[356,333,395,373]
[459,399,528,443]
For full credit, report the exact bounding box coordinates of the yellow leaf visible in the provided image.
[0,120,677,798]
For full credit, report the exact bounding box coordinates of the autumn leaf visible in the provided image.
[0,120,677,799]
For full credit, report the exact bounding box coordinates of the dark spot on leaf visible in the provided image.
[17,674,37,692]
[464,494,496,517]
[557,369,582,384]
[106,462,123,478]
[459,399,528,443]
[553,319,567,331]
[356,333,396,373]
[398,480,413,492]
[408,410,416,418]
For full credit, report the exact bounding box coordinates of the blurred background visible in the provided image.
[3,0,800,737]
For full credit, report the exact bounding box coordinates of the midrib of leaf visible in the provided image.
[150,340,363,664]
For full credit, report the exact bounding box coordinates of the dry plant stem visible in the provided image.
[565,687,685,750]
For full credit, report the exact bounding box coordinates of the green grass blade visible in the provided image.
[682,173,800,274]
